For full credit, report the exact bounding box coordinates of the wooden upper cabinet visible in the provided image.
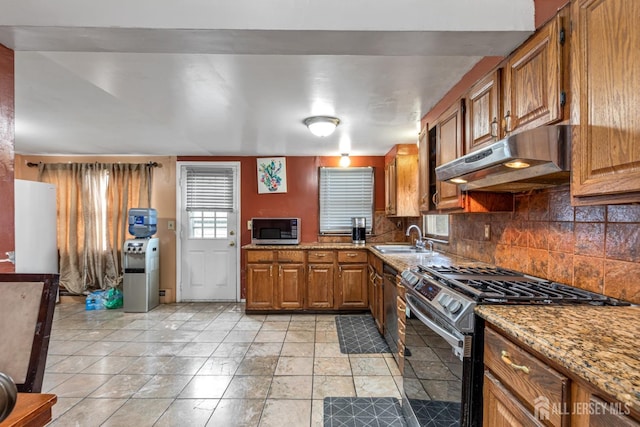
[466,70,502,153]
[435,99,465,210]
[417,126,430,212]
[503,14,565,135]
[385,144,419,217]
[571,0,640,205]
[384,158,397,215]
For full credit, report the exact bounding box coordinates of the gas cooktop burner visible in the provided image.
[413,264,630,306]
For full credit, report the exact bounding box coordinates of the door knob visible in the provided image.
[229,242,236,247]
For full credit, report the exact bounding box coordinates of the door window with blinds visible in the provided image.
[185,167,236,238]
[319,167,374,234]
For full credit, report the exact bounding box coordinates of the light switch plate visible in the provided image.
[168,220,175,230]
[484,224,491,240]
[247,220,252,230]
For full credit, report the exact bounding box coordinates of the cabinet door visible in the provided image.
[571,0,640,204]
[483,372,546,427]
[246,263,276,310]
[307,264,335,309]
[503,15,563,135]
[375,273,384,333]
[418,126,430,212]
[466,70,501,152]
[435,100,464,210]
[395,153,419,216]
[277,263,304,309]
[385,158,397,215]
[336,264,368,309]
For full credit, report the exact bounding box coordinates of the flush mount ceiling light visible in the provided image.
[303,116,340,137]
[339,153,351,167]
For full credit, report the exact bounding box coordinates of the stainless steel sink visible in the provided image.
[372,244,425,254]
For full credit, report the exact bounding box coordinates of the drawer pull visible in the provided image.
[315,253,327,257]
[501,350,530,374]
[347,253,357,257]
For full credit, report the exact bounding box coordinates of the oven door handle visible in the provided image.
[406,294,464,351]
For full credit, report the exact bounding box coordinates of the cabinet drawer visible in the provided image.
[589,396,639,427]
[277,250,305,263]
[484,327,568,427]
[246,251,274,263]
[337,250,368,263]
[308,251,335,263]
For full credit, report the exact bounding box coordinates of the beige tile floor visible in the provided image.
[43,302,402,426]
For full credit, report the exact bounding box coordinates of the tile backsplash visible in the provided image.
[445,186,640,304]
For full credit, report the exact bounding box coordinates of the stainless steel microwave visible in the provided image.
[251,218,301,245]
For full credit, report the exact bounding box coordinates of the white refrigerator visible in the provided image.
[14,179,58,274]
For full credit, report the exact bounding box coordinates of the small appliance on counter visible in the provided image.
[123,208,160,313]
[251,217,300,245]
[351,217,366,245]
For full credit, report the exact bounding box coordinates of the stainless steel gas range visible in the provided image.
[399,264,630,427]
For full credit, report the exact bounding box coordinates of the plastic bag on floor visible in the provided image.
[85,290,107,310]
[103,287,123,309]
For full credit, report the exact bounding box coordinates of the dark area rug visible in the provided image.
[335,314,391,354]
[409,399,461,427]
[324,397,407,427]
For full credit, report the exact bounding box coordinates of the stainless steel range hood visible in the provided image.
[435,124,572,192]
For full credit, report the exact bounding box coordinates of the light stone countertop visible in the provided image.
[476,305,640,413]
[242,242,481,272]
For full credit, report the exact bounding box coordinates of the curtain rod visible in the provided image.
[26,161,160,168]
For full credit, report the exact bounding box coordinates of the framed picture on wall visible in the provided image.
[257,157,287,193]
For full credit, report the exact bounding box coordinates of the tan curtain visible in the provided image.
[38,162,152,294]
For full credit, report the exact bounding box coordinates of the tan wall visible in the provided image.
[15,155,177,295]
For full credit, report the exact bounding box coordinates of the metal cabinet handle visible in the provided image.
[503,111,516,134]
[347,253,357,257]
[269,266,273,277]
[490,117,498,138]
[500,350,530,374]
[315,253,327,257]
[432,192,439,206]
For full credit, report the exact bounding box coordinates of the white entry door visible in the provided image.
[178,162,240,301]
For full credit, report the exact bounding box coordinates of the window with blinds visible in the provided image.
[319,167,374,234]
[185,167,235,238]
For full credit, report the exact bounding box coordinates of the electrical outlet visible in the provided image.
[484,224,491,240]
[247,220,252,230]
[167,220,175,230]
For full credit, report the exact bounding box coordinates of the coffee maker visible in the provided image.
[351,217,366,245]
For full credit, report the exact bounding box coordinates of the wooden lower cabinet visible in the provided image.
[277,263,304,309]
[368,253,384,333]
[483,371,545,427]
[484,324,640,427]
[307,263,335,309]
[246,248,372,312]
[246,263,276,310]
[336,263,368,309]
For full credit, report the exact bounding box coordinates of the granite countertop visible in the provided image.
[242,242,480,272]
[476,305,640,412]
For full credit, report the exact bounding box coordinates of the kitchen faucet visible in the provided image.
[405,225,426,250]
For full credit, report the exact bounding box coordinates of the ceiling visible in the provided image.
[0,0,535,157]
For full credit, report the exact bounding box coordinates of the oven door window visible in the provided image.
[403,297,467,426]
